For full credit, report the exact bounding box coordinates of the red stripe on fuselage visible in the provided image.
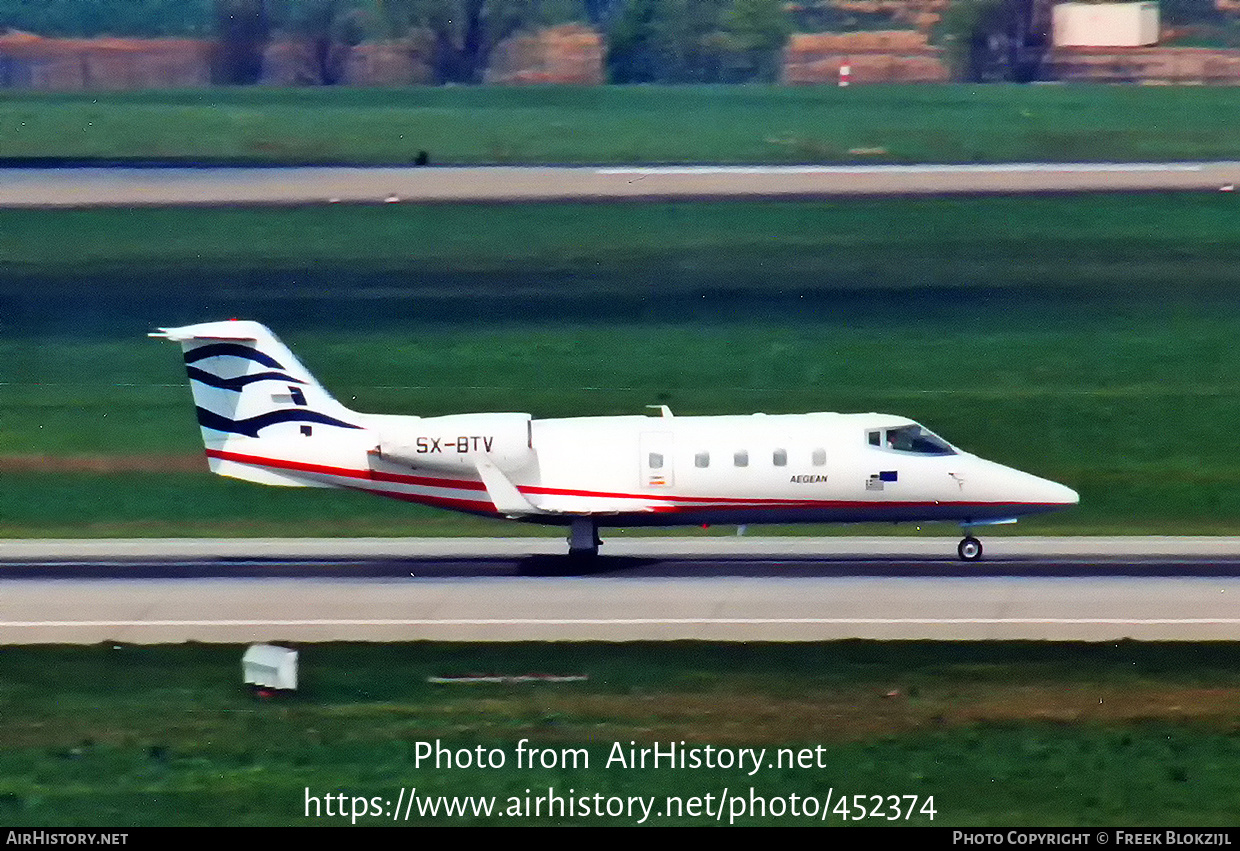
[207,448,487,491]
[349,486,497,513]
[205,449,1062,516]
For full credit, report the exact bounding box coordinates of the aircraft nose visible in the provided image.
[1052,480,1080,506]
[1031,475,1079,507]
[976,459,1078,514]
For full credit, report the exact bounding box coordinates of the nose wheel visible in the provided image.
[957,536,983,561]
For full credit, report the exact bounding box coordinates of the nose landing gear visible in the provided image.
[957,536,983,562]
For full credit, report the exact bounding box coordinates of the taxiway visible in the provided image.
[1,162,1238,207]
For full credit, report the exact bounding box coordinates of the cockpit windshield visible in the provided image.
[880,425,956,456]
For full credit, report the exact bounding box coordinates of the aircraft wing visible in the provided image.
[472,455,542,517]
[527,496,672,516]
[472,456,669,518]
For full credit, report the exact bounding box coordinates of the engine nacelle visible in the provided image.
[375,412,535,473]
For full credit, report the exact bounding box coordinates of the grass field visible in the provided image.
[4,195,1240,535]
[2,641,1240,826]
[5,194,1240,282]
[3,85,1240,164]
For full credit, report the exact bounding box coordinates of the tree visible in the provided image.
[608,0,725,82]
[273,0,366,84]
[718,0,788,82]
[380,0,551,83]
[0,0,214,37]
[607,0,788,83]
[215,0,271,84]
[938,0,1047,82]
[606,0,659,81]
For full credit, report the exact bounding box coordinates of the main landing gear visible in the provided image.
[568,518,602,558]
[957,535,983,562]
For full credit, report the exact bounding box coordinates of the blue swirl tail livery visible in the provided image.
[153,320,1077,560]
[151,320,369,488]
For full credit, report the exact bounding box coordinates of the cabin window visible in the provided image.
[734,450,748,467]
[772,449,787,467]
[649,452,663,469]
[868,431,881,447]
[695,452,710,468]
[812,448,826,466]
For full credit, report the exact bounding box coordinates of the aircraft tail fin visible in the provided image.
[151,320,363,455]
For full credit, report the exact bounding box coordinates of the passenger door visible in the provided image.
[640,432,674,488]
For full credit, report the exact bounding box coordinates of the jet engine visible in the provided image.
[374,412,535,474]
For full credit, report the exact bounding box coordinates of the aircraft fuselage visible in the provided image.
[154,320,1079,560]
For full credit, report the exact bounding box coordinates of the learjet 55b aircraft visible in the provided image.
[153,320,1078,560]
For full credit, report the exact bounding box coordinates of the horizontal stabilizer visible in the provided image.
[149,322,259,343]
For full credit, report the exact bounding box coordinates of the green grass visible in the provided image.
[3,642,1240,825]
[0,471,539,537]
[5,195,1240,280]
[6,313,1240,535]
[3,85,1240,164]
[4,195,1240,535]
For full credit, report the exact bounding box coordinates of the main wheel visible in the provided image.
[957,536,983,561]
[568,519,601,558]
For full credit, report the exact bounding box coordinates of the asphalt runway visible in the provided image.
[3,537,1240,643]
[1,162,1239,207]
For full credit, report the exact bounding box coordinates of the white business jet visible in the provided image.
[153,320,1078,561]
